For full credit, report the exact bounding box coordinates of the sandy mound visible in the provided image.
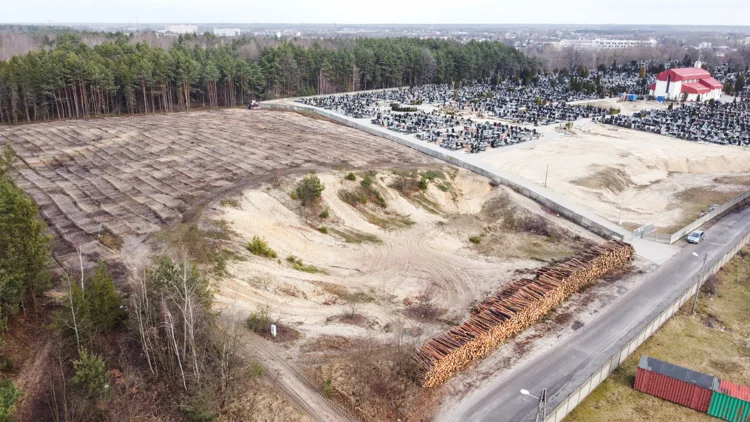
[480,121,750,229]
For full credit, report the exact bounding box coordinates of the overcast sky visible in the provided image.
[4,0,749,26]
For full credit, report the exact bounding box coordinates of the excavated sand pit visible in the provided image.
[212,167,598,343]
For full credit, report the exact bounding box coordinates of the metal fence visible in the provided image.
[543,230,750,422]
[632,223,654,240]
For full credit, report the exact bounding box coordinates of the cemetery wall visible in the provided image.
[669,189,750,244]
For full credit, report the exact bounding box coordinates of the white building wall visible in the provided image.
[167,25,198,34]
[213,28,241,37]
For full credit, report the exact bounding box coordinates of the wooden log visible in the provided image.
[415,240,634,387]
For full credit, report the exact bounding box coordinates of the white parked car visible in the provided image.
[687,230,705,244]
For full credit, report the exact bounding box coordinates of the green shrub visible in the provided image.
[318,226,328,234]
[0,358,14,374]
[295,174,325,206]
[469,236,481,244]
[247,236,277,258]
[72,349,109,401]
[219,198,240,208]
[339,189,368,206]
[179,386,217,422]
[0,379,21,420]
[361,174,374,189]
[421,170,444,181]
[344,172,356,181]
[250,362,264,377]
[323,379,333,398]
[418,177,429,191]
[319,208,330,219]
[87,262,125,333]
[246,307,271,334]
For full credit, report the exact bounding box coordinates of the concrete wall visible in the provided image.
[544,230,750,422]
[669,190,750,244]
[263,103,625,242]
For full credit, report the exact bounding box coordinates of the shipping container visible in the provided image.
[708,392,750,422]
[634,356,715,413]
[715,379,750,402]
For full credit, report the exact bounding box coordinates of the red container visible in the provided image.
[635,367,713,413]
[717,379,750,402]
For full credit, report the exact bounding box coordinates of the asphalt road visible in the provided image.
[440,205,750,422]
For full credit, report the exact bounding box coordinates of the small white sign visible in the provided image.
[270,324,277,337]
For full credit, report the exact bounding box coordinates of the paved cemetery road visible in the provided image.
[440,205,750,422]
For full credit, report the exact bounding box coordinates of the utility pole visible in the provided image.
[544,165,549,188]
[691,252,707,315]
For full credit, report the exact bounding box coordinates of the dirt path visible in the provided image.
[235,333,357,422]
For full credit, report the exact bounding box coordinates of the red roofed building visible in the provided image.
[649,66,723,101]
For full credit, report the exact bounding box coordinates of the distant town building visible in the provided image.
[166,25,198,34]
[556,39,657,50]
[649,66,723,102]
[213,28,241,37]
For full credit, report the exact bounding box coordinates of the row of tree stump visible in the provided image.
[415,240,634,387]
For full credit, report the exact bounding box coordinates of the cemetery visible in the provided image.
[600,99,750,146]
[297,70,661,154]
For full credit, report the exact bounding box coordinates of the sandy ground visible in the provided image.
[476,120,750,231]
[213,167,594,344]
[568,98,673,115]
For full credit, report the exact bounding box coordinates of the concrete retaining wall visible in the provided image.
[263,102,625,242]
[669,190,750,244]
[544,230,750,422]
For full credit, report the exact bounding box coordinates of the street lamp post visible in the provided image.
[691,252,708,315]
[521,388,548,422]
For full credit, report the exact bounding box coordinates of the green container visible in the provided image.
[708,392,750,422]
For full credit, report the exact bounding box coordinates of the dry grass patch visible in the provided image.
[457,192,588,261]
[98,230,123,251]
[659,186,746,232]
[328,228,381,244]
[571,166,633,194]
[309,341,442,422]
[714,175,750,186]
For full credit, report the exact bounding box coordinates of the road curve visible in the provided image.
[439,205,750,422]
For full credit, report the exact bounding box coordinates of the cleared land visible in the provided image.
[567,247,750,422]
[0,109,428,268]
[211,167,599,421]
[478,120,750,231]
[214,168,596,340]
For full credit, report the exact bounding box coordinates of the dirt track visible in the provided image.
[0,109,429,268]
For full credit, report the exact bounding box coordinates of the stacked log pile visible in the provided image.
[415,240,634,387]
